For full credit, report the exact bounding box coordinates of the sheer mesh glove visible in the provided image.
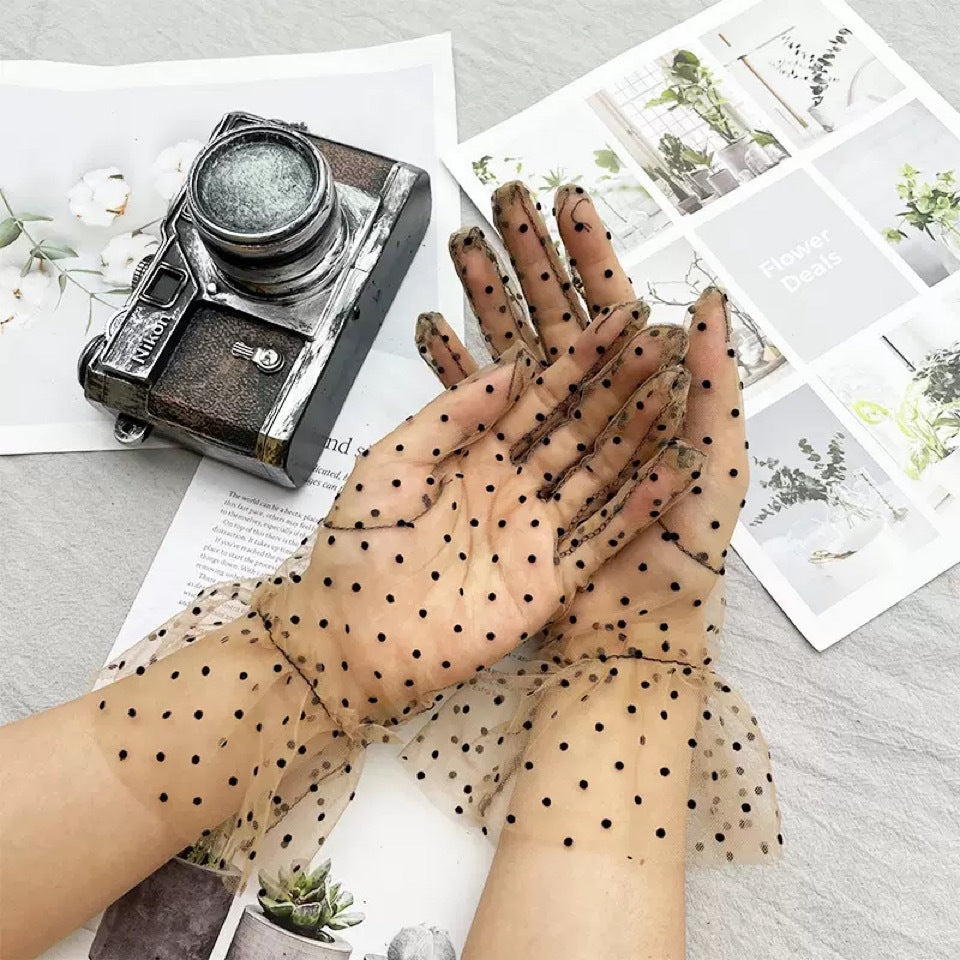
[96,274,703,871]
[405,182,781,865]
[255,312,704,730]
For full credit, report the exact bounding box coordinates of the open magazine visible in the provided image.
[442,0,960,650]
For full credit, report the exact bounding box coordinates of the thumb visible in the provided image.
[325,345,537,528]
[557,441,706,590]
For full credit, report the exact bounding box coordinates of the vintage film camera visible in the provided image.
[78,111,431,486]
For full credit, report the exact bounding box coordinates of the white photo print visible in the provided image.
[695,169,917,360]
[742,383,937,615]
[701,0,903,145]
[816,295,960,514]
[816,99,960,287]
[467,99,670,254]
[588,44,790,216]
[629,236,789,392]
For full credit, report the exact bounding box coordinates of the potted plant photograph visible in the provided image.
[750,432,907,563]
[225,858,364,960]
[884,165,960,269]
[89,826,239,960]
[702,3,904,146]
[853,341,960,494]
[469,122,668,252]
[645,51,771,182]
[588,48,787,216]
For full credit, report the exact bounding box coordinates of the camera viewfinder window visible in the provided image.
[143,265,186,306]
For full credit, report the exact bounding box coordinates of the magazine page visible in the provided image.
[441,0,960,649]
[0,33,461,453]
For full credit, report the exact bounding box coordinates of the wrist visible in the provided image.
[93,620,334,846]
[252,576,434,730]
[501,655,700,863]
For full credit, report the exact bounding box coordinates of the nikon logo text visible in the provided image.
[132,316,171,364]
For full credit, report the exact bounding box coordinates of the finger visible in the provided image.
[498,300,646,458]
[554,184,634,315]
[657,288,747,573]
[491,181,589,358]
[526,320,688,475]
[557,441,706,588]
[545,367,691,521]
[415,312,479,389]
[326,345,537,527]
[448,227,541,361]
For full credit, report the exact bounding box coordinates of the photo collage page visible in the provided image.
[446,0,960,647]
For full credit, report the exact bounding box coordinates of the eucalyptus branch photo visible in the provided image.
[772,27,852,110]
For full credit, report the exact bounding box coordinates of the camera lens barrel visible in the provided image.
[187,124,348,297]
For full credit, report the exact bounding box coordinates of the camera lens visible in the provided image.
[195,137,317,234]
[187,123,348,297]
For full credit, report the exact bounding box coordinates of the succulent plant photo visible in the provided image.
[257,859,364,944]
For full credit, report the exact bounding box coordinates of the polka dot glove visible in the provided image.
[95,271,703,870]
[404,182,781,866]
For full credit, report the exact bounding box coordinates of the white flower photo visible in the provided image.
[816,100,960,288]
[100,231,160,287]
[67,167,131,226]
[151,140,203,201]
[0,264,58,333]
[743,384,937,614]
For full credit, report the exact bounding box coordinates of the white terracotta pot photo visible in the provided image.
[925,448,960,497]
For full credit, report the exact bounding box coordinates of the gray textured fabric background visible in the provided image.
[1,2,958,958]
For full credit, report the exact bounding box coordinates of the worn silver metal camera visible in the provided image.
[78,111,430,486]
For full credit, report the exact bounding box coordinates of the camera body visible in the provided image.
[79,111,431,486]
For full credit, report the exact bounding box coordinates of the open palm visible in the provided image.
[416,182,748,664]
[254,294,704,729]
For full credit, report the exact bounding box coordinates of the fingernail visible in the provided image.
[415,311,442,342]
[693,285,733,342]
[491,181,533,229]
[448,225,485,256]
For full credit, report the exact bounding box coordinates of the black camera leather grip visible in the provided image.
[150,304,305,453]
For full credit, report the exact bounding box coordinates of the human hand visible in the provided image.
[405,184,779,871]
[417,182,747,664]
[255,292,704,730]
[91,261,705,877]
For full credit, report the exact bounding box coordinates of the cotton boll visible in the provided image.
[387,925,457,960]
[0,265,58,332]
[100,232,160,286]
[68,167,131,226]
[152,140,204,201]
